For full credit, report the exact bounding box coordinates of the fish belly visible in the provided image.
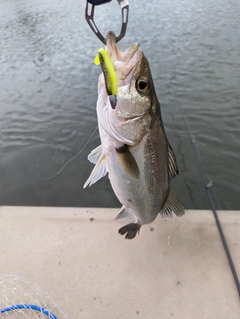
[99,121,169,225]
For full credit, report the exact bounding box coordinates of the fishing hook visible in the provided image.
[85,0,129,44]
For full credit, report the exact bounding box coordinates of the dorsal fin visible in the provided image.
[159,188,184,219]
[168,142,179,179]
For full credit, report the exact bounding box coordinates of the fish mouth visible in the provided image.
[106,31,142,83]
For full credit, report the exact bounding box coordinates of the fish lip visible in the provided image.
[106,31,123,63]
[106,31,139,61]
[106,31,141,73]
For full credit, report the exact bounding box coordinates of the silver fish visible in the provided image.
[84,31,184,239]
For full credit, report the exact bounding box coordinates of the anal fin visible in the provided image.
[114,206,134,221]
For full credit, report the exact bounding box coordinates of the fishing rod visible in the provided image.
[174,92,240,296]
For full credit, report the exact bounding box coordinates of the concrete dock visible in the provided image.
[0,207,239,319]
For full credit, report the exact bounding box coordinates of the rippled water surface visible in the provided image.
[0,0,240,209]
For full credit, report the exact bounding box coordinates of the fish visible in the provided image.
[84,31,184,239]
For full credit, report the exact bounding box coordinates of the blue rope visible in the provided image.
[0,304,58,319]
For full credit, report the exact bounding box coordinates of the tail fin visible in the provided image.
[118,223,141,239]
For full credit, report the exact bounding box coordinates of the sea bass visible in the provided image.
[84,31,184,239]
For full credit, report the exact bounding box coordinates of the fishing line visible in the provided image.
[40,126,98,181]
[172,87,240,295]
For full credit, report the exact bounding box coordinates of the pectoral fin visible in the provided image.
[116,144,140,179]
[83,153,107,188]
[168,142,179,179]
[160,189,185,219]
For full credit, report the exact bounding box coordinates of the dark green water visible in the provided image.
[0,0,239,209]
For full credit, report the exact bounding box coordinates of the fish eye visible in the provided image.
[136,77,150,93]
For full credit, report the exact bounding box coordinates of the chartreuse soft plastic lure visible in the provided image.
[95,48,118,109]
